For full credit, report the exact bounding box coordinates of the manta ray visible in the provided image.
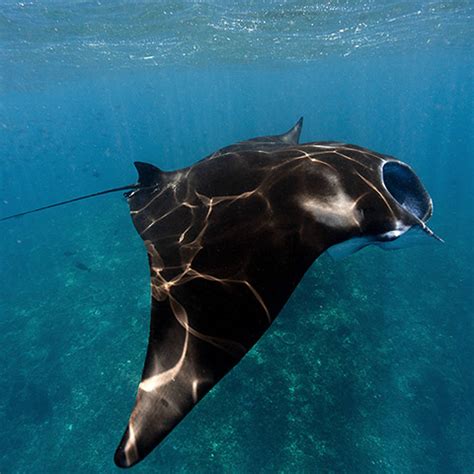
[1,118,441,468]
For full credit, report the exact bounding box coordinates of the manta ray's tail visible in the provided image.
[0,184,139,222]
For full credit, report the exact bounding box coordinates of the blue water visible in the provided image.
[1,2,473,473]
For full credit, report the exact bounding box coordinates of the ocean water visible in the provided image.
[0,1,473,473]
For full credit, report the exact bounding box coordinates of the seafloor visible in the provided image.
[1,191,472,473]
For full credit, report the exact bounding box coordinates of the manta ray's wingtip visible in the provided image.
[113,427,139,469]
[114,446,130,469]
[280,116,304,144]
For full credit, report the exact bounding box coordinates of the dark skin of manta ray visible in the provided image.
[114,118,435,468]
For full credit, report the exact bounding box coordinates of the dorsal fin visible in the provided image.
[279,117,303,144]
[134,162,163,186]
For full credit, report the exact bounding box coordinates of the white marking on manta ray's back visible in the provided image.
[191,377,214,403]
[139,297,190,393]
[124,422,138,467]
[300,189,362,230]
[192,379,199,403]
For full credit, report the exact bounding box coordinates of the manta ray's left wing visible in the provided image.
[114,147,320,467]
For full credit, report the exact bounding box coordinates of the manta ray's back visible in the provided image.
[114,118,438,467]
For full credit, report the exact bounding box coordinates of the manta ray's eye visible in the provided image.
[382,161,432,221]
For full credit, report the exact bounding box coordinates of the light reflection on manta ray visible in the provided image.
[0,118,442,468]
[114,118,441,468]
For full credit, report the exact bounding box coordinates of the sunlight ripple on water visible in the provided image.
[0,0,473,71]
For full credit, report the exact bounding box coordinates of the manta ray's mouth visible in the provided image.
[380,160,443,244]
[382,160,432,221]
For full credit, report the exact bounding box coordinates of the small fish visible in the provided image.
[74,261,91,272]
[63,250,76,257]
